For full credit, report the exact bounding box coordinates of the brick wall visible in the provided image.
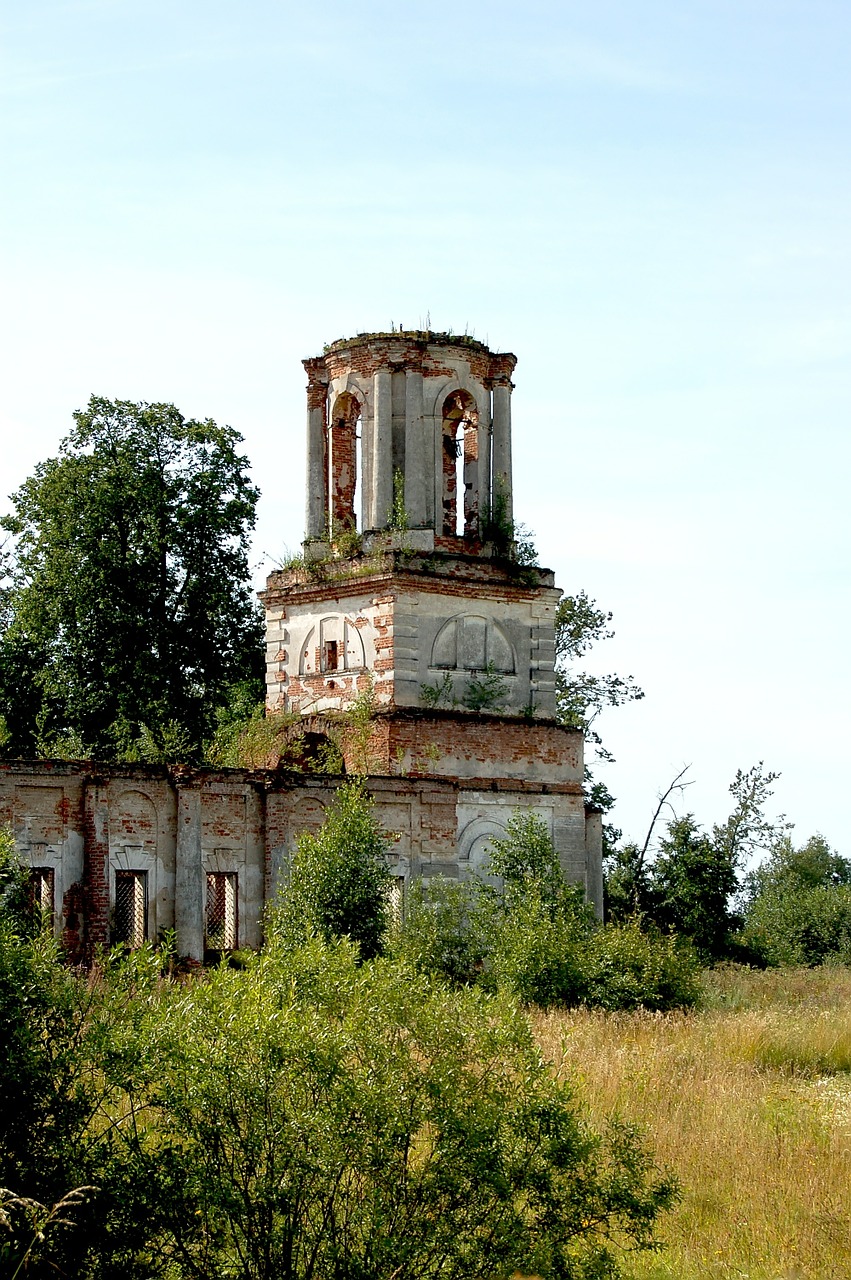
[1,751,602,960]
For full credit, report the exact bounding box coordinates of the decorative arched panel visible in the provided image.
[111,789,158,851]
[300,616,366,675]
[287,796,328,854]
[430,614,516,673]
[457,816,508,884]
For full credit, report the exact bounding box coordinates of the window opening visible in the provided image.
[328,393,361,535]
[114,871,147,947]
[30,867,54,926]
[322,639,339,672]
[206,872,238,952]
[386,876,405,928]
[442,391,479,537]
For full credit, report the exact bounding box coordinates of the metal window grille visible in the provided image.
[114,871,147,947]
[206,872,238,951]
[30,867,54,924]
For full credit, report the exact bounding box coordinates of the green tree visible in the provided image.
[553,592,643,760]
[652,816,739,962]
[742,834,851,966]
[0,397,263,760]
[609,763,791,961]
[488,808,571,907]
[277,780,393,960]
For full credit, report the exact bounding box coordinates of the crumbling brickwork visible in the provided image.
[3,330,604,962]
[1,757,601,961]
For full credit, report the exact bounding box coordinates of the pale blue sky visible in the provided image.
[2,0,849,853]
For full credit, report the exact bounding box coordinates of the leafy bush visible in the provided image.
[744,884,851,967]
[394,813,697,1013]
[583,921,701,1012]
[742,835,851,966]
[0,919,679,1279]
[483,886,591,1008]
[274,779,392,960]
[392,875,489,985]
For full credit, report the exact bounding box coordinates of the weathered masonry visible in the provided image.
[3,331,603,961]
[264,331,602,903]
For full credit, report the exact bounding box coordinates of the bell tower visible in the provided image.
[260,331,601,909]
[302,331,517,548]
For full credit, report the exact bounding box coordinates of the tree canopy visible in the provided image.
[553,591,644,757]
[0,397,263,760]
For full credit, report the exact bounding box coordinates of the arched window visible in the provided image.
[329,392,361,533]
[441,390,479,537]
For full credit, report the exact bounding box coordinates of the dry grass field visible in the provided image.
[533,966,851,1280]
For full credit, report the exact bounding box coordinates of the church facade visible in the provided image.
[1,332,602,962]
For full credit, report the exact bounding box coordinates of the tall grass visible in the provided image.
[533,966,851,1280]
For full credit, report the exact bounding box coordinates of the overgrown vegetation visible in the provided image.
[0,821,678,1280]
[604,763,802,964]
[275,780,392,961]
[740,833,851,966]
[0,397,264,763]
[535,965,851,1280]
[394,810,700,1013]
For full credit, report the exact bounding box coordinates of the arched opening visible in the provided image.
[291,731,345,774]
[441,391,479,537]
[328,392,361,534]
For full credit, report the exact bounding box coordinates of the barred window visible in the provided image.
[114,871,147,947]
[206,872,238,952]
[30,867,54,925]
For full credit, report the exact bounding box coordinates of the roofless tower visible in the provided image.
[260,331,602,909]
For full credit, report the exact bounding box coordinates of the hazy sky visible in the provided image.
[2,0,849,853]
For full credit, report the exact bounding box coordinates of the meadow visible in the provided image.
[534,966,851,1280]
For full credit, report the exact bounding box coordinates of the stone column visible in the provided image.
[305,385,327,540]
[404,369,426,526]
[83,777,110,957]
[476,388,491,535]
[175,783,204,961]
[584,810,604,920]
[491,380,513,525]
[372,368,393,529]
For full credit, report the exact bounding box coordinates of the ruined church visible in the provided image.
[0,332,602,962]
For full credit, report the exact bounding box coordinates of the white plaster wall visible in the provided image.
[13,782,84,941]
[394,587,559,718]
[456,790,589,890]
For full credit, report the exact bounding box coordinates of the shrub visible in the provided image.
[488,808,568,906]
[483,886,591,1008]
[394,808,699,1013]
[742,835,851,967]
[743,883,851,967]
[583,921,701,1012]
[274,779,392,960]
[391,875,490,985]
[93,935,678,1279]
